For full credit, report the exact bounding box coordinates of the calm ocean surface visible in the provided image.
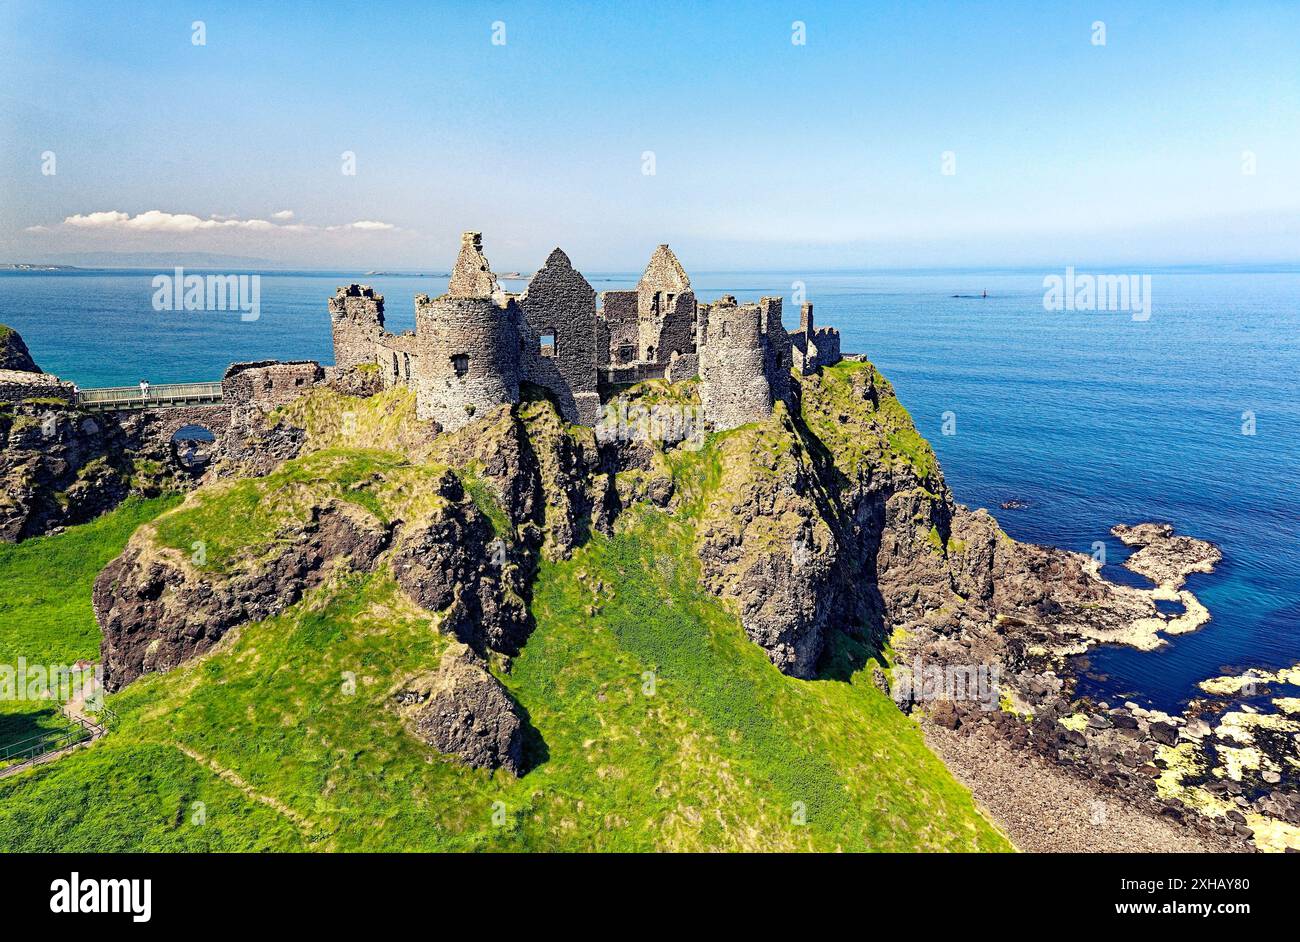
[1,267,1297,712]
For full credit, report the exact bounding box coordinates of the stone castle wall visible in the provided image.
[698,298,774,432]
[222,360,325,409]
[601,291,640,364]
[328,285,385,371]
[326,232,845,435]
[791,302,842,375]
[759,297,793,406]
[0,369,76,405]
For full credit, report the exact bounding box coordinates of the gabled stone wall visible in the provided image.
[519,249,601,424]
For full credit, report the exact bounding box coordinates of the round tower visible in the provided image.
[413,294,519,431]
[698,297,774,431]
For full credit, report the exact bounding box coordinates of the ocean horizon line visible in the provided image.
[4,260,1299,278]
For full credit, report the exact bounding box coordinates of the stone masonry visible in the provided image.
[698,297,775,432]
[328,232,845,433]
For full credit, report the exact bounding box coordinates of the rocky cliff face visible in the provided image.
[0,325,40,373]
[0,326,211,541]
[86,362,1296,841]
[96,500,392,691]
[0,402,192,542]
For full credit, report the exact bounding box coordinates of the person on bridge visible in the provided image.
[139,379,150,401]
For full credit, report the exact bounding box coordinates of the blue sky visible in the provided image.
[1,0,1297,271]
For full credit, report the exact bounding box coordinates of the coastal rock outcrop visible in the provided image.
[0,323,221,541]
[0,324,41,373]
[434,396,615,560]
[392,643,525,775]
[390,470,533,656]
[1111,522,1223,590]
[693,405,844,677]
[83,345,1290,847]
[96,500,392,691]
[0,402,152,541]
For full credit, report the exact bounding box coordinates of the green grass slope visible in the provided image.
[0,496,179,752]
[0,381,1010,852]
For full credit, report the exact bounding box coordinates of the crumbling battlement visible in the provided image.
[0,368,76,405]
[327,284,386,372]
[327,232,845,433]
[222,360,326,410]
[791,302,841,375]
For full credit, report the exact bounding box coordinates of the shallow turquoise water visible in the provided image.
[2,267,1296,711]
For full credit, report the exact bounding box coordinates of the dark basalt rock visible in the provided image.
[394,643,525,775]
[0,324,41,373]
[0,404,140,541]
[96,501,391,691]
[390,471,533,656]
[1148,720,1180,746]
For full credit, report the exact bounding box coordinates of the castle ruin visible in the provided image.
[329,232,843,433]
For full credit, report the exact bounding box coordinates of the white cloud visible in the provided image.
[52,209,398,235]
[64,210,275,232]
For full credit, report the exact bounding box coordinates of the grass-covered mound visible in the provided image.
[0,376,1010,852]
[0,496,179,754]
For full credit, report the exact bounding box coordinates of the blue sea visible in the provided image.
[2,267,1297,713]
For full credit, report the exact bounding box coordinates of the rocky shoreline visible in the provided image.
[905,521,1300,852]
[922,721,1234,852]
[4,315,1295,850]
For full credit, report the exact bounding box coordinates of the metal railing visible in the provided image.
[0,722,93,765]
[0,708,114,774]
[77,381,224,411]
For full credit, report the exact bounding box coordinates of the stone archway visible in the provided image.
[115,405,232,474]
[170,423,218,472]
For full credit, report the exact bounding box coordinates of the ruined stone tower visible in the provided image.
[328,285,385,371]
[412,234,519,431]
[698,296,774,432]
[449,231,506,304]
[791,301,841,375]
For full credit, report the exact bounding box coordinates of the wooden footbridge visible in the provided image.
[76,381,225,412]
